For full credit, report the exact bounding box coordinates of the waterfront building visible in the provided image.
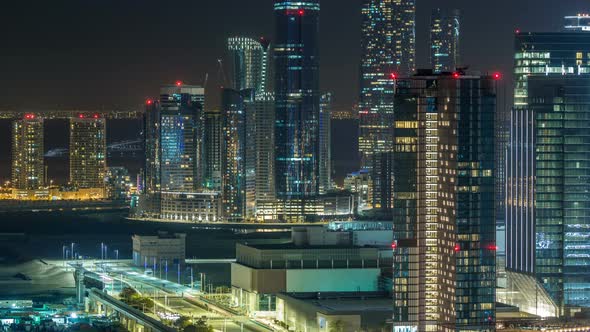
[159,191,222,223]
[70,114,106,193]
[159,83,205,192]
[222,88,255,221]
[105,167,132,200]
[253,92,276,210]
[274,0,321,218]
[430,8,460,73]
[138,83,213,222]
[228,37,271,93]
[203,110,223,191]
[11,114,44,190]
[507,30,590,314]
[392,71,497,331]
[319,93,332,194]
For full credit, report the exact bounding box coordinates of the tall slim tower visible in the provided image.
[393,0,416,76]
[359,0,396,169]
[392,72,497,331]
[359,0,415,213]
[274,1,321,213]
[228,37,271,93]
[158,83,205,192]
[319,93,332,194]
[430,8,460,73]
[253,92,276,206]
[70,114,106,190]
[221,88,255,221]
[12,114,44,190]
[204,110,223,191]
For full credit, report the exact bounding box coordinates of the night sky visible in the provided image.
[0,0,587,182]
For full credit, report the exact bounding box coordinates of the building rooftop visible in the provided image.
[240,243,376,250]
[277,292,392,315]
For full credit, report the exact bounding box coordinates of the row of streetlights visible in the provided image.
[61,242,121,264]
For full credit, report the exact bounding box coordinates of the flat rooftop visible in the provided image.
[241,243,375,250]
[277,292,392,315]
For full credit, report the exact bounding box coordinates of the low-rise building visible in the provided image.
[132,232,186,268]
[231,242,391,314]
[275,292,392,332]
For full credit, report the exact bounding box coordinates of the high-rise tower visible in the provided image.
[70,114,106,191]
[158,83,205,192]
[392,71,497,331]
[12,114,44,190]
[359,0,415,214]
[274,0,321,218]
[228,37,271,93]
[430,8,460,73]
[319,93,332,194]
[507,30,590,313]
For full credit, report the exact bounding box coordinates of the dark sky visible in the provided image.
[0,0,587,111]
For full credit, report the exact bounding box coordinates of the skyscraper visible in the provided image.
[228,37,271,93]
[221,88,255,221]
[11,114,44,190]
[319,93,332,194]
[253,92,276,213]
[393,0,416,76]
[359,0,415,214]
[139,83,209,221]
[274,0,320,217]
[158,83,205,192]
[507,30,590,312]
[392,71,497,331]
[359,0,396,169]
[144,99,161,195]
[70,114,106,191]
[203,110,223,191]
[430,8,460,73]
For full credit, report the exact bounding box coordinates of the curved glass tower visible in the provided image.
[274,1,320,209]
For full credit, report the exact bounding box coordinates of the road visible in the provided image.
[92,261,271,332]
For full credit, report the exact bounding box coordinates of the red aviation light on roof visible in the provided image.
[298,9,305,16]
[24,114,35,120]
[515,28,521,34]
[487,244,498,251]
[146,99,153,105]
[78,114,85,119]
[93,114,99,119]
[452,72,460,79]
[175,81,183,87]
[493,72,502,80]
[391,242,397,250]
[390,73,397,80]
[454,244,461,252]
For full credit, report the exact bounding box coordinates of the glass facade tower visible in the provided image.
[221,88,255,221]
[319,93,332,194]
[430,8,460,73]
[392,72,496,331]
[508,31,590,311]
[359,0,415,214]
[274,1,321,212]
[228,37,271,93]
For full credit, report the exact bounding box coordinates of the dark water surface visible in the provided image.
[0,210,290,262]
